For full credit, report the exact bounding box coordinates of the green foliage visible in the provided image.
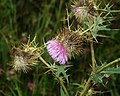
[86,16,110,40]
[56,65,69,83]
[60,87,65,96]
[101,67,120,74]
[92,73,104,84]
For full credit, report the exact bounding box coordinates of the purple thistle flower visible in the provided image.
[46,40,68,64]
[46,28,83,64]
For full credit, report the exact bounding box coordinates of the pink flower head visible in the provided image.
[46,40,68,64]
[73,7,80,14]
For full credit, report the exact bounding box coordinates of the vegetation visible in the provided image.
[0,0,120,96]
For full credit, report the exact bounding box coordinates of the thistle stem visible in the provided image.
[39,56,69,96]
[80,77,92,96]
[80,41,95,96]
[96,58,120,74]
[39,56,51,68]
[58,76,69,96]
[90,40,96,73]
[80,57,120,96]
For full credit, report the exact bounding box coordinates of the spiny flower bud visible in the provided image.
[11,37,40,73]
[71,0,98,24]
[46,28,83,64]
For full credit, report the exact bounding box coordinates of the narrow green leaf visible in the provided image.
[60,87,65,96]
[101,67,120,74]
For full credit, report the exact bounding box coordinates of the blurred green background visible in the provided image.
[0,0,120,96]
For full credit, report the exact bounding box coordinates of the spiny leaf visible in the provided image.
[55,65,69,83]
[86,16,110,40]
[91,73,104,84]
[101,67,120,74]
[93,16,110,31]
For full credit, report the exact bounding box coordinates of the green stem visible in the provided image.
[80,77,92,96]
[97,9,120,13]
[15,82,22,96]
[79,41,120,96]
[59,78,69,96]
[80,57,120,96]
[80,41,95,96]
[80,41,120,96]
[39,56,69,96]
[96,58,120,74]
[39,56,51,68]
[66,8,71,31]
[90,41,96,73]
[52,72,69,96]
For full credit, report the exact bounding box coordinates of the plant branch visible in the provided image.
[80,77,92,96]
[90,40,96,73]
[80,40,96,96]
[96,58,120,74]
[39,56,69,96]
[58,76,69,96]
[39,56,51,68]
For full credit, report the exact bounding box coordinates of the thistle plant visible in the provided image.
[70,0,120,96]
[10,0,120,95]
[45,0,120,95]
[1,0,120,96]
